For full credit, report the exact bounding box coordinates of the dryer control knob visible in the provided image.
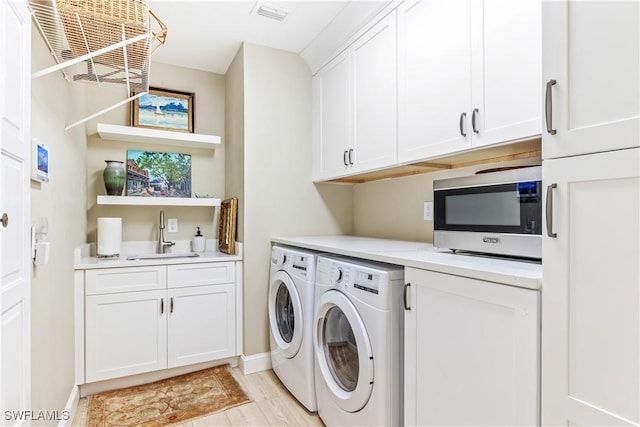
[273,252,286,266]
[330,266,343,284]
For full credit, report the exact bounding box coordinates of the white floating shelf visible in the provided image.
[97,123,221,149]
[97,196,221,207]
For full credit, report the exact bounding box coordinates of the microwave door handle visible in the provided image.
[546,183,558,238]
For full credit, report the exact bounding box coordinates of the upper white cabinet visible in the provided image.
[312,12,397,181]
[397,0,541,163]
[397,0,472,161]
[471,0,541,148]
[542,148,639,426]
[542,1,639,159]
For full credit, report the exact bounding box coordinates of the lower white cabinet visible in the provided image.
[167,284,236,368]
[86,290,167,382]
[79,261,239,384]
[404,267,540,426]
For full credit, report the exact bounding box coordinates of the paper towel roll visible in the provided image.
[97,217,122,257]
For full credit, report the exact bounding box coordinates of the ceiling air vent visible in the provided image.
[252,2,288,22]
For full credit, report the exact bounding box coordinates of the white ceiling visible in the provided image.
[147,0,391,74]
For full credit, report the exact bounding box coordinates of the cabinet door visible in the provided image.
[167,284,236,368]
[312,52,351,180]
[351,12,397,173]
[542,149,639,426]
[471,0,541,148]
[542,1,639,159]
[398,0,472,163]
[404,268,539,426]
[85,290,167,382]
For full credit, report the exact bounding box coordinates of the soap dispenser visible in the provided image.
[192,227,206,253]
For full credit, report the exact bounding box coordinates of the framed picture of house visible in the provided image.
[126,150,192,197]
[131,87,195,133]
[218,197,238,254]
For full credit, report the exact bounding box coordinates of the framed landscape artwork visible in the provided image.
[218,197,238,254]
[126,150,192,198]
[131,87,195,133]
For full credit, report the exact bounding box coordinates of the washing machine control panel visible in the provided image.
[354,271,380,294]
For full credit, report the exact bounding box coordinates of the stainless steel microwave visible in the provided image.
[433,166,542,259]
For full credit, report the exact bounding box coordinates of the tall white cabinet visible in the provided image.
[397,0,541,162]
[542,1,639,159]
[541,1,640,425]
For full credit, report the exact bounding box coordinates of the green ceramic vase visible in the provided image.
[103,160,126,196]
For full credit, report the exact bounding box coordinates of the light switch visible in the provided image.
[423,202,434,221]
[168,218,178,232]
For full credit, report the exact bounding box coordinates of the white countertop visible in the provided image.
[271,235,542,290]
[75,240,242,270]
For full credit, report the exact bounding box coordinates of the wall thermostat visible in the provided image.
[32,138,49,183]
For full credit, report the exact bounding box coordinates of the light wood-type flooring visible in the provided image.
[72,368,324,426]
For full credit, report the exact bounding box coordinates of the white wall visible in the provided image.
[30,26,87,419]
[227,43,354,356]
[85,62,226,243]
[225,46,245,242]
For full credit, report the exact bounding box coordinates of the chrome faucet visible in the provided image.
[158,210,175,253]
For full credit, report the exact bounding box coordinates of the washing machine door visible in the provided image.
[269,270,303,358]
[314,289,374,413]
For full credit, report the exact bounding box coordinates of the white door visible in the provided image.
[351,11,397,173]
[1,0,31,420]
[397,0,472,162]
[268,271,303,358]
[542,0,639,159]
[404,268,540,426]
[85,290,167,382]
[470,0,541,148]
[312,52,351,180]
[542,148,639,426]
[314,290,373,413]
[168,284,236,368]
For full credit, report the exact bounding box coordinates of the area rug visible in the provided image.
[86,365,251,427]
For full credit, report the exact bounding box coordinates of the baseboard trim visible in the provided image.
[58,385,79,427]
[240,352,271,375]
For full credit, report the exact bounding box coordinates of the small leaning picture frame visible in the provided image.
[218,197,238,255]
[131,87,195,133]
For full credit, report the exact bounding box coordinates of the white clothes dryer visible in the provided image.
[314,255,405,426]
[268,245,319,412]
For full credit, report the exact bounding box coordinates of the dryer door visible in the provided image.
[269,270,303,358]
[314,290,374,413]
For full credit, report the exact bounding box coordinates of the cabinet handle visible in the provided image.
[471,108,479,134]
[459,112,467,137]
[343,150,348,166]
[546,183,557,238]
[545,80,557,135]
[348,148,354,165]
[160,298,164,315]
[403,283,411,310]
[170,297,174,313]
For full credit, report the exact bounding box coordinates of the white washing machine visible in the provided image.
[314,255,405,426]
[268,246,319,412]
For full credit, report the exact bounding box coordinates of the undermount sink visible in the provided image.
[126,252,200,260]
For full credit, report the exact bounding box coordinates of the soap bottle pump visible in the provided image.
[192,226,205,252]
